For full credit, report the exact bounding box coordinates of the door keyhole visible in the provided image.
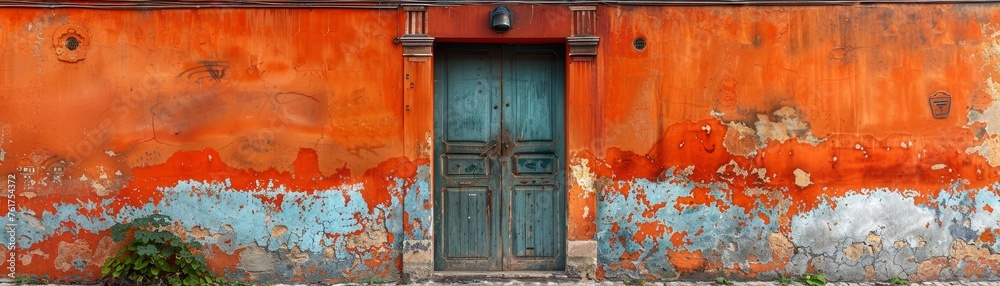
[494,104,498,109]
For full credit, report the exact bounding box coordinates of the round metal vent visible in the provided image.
[65,37,80,51]
[633,37,646,51]
[52,24,89,63]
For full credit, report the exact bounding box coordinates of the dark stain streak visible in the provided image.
[274,92,320,104]
[177,60,229,82]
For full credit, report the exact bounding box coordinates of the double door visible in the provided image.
[433,44,566,271]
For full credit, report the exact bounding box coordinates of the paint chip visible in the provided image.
[270,225,288,238]
[931,164,947,170]
[571,159,596,197]
[793,168,812,188]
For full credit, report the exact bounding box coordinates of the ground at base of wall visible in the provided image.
[367,281,996,286]
[2,282,999,286]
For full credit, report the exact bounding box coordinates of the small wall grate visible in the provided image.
[633,37,646,51]
[65,37,79,51]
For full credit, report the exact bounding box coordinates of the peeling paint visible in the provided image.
[792,169,812,188]
[4,3,1000,284]
[720,107,824,157]
[572,159,597,197]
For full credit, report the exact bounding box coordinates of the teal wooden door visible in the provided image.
[434,44,566,271]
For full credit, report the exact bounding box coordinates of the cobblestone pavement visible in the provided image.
[386,282,1000,286]
[399,282,1000,286]
[6,281,1000,285]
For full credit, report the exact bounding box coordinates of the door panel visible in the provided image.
[435,44,564,271]
[506,53,556,142]
[444,187,490,258]
[443,52,494,143]
[500,45,565,270]
[511,185,558,257]
[434,45,502,271]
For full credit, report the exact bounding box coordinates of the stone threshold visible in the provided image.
[432,271,574,283]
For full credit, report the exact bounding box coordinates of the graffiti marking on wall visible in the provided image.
[178,61,229,83]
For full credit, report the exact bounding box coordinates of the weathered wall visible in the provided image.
[2,3,1000,284]
[587,4,1000,282]
[0,8,416,283]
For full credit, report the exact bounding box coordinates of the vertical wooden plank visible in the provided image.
[458,189,467,258]
[478,189,488,257]
[538,187,552,256]
[446,189,458,257]
[513,187,524,256]
[465,190,473,257]
[526,189,535,254]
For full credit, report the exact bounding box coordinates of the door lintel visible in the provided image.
[400,4,600,282]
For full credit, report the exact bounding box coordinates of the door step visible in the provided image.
[432,271,573,283]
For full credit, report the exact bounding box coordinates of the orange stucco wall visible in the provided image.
[1,3,1000,283]
[585,5,1000,281]
[0,8,413,282]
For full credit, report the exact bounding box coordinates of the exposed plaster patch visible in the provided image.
[931,164,948,171]
[721,121,759,157]
[346,221,389,250]
[286,246,311,263]
[716,160,768,183]
[403,165,432,240]
[239,245,278,273]
[323,245,338,260]
[793,169,812,188]
[718,107,825,157]
[19,249,48,266]
[271,225,288,238]
[18,179,389,254]
[598,170,785,279]
[912,256,949,281]
[92,236,119,268]
[757,107,824,146]
[0,124,8,162]
[844,242,871,261]
[90,181,110,196]
[768,232,794,260]
[788,189,1000,281]
[571,159,596,197]
[53,239,92,272]
[966,136,1000,167]
[969,31,1000,165]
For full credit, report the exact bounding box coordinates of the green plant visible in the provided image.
[624,278,647,286]
[799,273,827,286]
[12,276,32,284]
[101,214,218,285]
[715,276,733,285]
[890,277,910,285]
[777,274,792,286]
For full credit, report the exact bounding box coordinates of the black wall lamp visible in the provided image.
[490,5,512,33]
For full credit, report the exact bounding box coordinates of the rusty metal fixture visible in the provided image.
[52,24,89,63]
[633,37,646,51]
[490,5,512,33]
[929,91,952,119]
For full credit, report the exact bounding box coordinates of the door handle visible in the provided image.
[481,138,499,158]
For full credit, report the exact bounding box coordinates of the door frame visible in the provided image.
[431,43,568,271]
[398,3,601,280]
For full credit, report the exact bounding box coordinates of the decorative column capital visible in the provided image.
[567,5,599,61]
[400,35,434,57]
[401,5,434,58]
[567,35,599,58]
